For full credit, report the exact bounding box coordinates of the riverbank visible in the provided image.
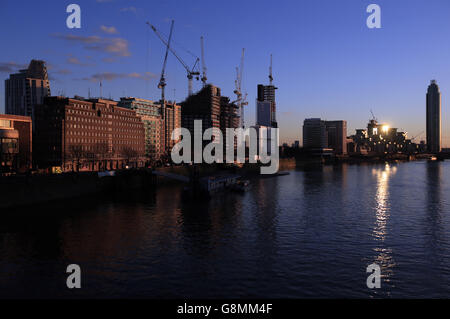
[0,169,155,209]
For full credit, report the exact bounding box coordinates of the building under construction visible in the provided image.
[181,84,239,158]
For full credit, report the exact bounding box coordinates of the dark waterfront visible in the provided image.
[1,161,450,298]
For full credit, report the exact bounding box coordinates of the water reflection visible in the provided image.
[371,164,397,289]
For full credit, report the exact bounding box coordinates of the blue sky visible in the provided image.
[1,0,450,145]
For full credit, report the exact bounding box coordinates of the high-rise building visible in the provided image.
[325,120,347,155]
[303,118,328,149]
[426,80,441,153]
[181,84,240,159]
[257,84,278,128]
[5,60,51,118]
[34,97,145,172]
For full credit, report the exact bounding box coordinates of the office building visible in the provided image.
[426,80,441,153]
[5,60,51,118]
[325,120,347,155]
[303,118,328,149]
[34,97,145,172]
[119,98,163,160]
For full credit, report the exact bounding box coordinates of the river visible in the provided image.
[1,161,449,298]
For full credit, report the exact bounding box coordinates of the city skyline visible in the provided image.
[1,0,450,145]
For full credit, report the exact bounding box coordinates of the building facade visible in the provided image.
[5,60,51,118]
[426,80,441,153]
[34,97,145,172]
[119,98,182,162]
[0,114,32,173]
[164,102,182,153]
[119,98,163,161]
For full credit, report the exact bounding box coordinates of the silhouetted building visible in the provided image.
[426,80,441,153]
[350,118,413,154]
[181,84,221,136]
[257,84,278,127]
[303,118,328,149]
[5,60,51,118]
[0,114,32,173]
[34,97,145,172]
[325,120,347,155]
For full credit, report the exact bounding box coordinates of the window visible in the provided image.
[0,119,12,128]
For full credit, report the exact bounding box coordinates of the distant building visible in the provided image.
[0,114,32,173]
[220,96,240,153]
[303,118,328,149]
[5,60,51,119]
[34,97,145,172]
[350,118,413,154]
[325,120,347,155]
[426,80,441,153]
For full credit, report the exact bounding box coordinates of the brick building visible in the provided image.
[118,98,182,162]
[34,97,145,172]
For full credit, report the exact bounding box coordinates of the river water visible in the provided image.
[1,161,449,298]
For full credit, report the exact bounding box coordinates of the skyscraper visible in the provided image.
[426,80,441,153]
[5,60,51,118]
[257,84,278,128]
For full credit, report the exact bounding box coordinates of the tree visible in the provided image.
[68,145,85,172]
[121,146,138,168]
[94,141,109,171]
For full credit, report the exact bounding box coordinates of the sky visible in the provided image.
[1,0,450,146]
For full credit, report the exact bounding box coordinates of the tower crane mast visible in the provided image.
[233,49,247,128]
[156,20,174,119]
[200,36,207,86]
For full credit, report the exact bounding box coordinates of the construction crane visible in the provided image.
[146,21,200,97]
[370,109,378,122]
[269,54,273,85]
[154,20,174,119]
[233,48,248,128]
[411,131,424,142]
[200,36,207,86]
